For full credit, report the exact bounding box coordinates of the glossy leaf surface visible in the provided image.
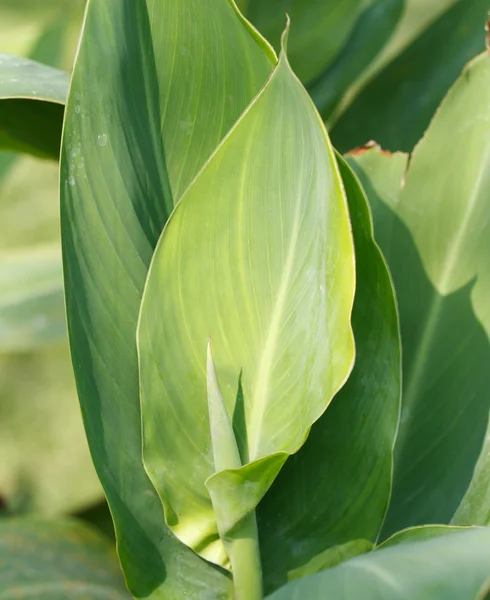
[138,48,355,567]
[61,0,274,596]
[0,518,130,599]
[0,53,67,158]
[256,155,400,593]
[347,52,490,537]
[333,0,489,152]
[268,527,490,600]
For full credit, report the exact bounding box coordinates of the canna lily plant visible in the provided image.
[1,0,490,599]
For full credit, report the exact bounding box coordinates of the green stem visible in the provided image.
[226,510,263,600]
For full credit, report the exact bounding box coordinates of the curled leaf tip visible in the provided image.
[280,15,291,55]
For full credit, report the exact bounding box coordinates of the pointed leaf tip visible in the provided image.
[280,16,291,54]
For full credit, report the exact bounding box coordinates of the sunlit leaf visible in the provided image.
[138,44,355,569]
[256,155,400,592]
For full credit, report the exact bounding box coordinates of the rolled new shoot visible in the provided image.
[207,341,263,599]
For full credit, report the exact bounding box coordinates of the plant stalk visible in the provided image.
[226,510,263,600]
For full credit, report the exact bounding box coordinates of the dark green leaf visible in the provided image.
[61,0,275,596]
[346,52,490,537]
[0,54,68,159]
[245,0,366,84]
[332,0,489,152]
[309,0,404,120]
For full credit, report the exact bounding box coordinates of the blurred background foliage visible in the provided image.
[0,0,103,519]
[0,0,487,525]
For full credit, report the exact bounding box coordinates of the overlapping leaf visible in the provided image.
[61,0,275,596]
[138,43,355,568]
[347,52,490,537]
[267,526,490,599]
[256,155,400,592]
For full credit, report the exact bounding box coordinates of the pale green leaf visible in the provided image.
[255,154,400,593]
[61,0,275,596]
[138,44,355,568]
[379,524,478,549]
[267,527,490,600]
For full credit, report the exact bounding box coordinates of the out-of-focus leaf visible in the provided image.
[0,341,102,515]
[347,53,490,537]
[76,501,115,541]
[0,518,130,599]
[0,246,64,351]
[138,44,355,569]
[332,0,489,152]
[61,0,276,597]
[255,155,400,593]
[0,18,101,518]
[267,527,490,600]
[309,0,404,120]
[0,0,84,66]
[0,53,68,159]
[245,0,366,84]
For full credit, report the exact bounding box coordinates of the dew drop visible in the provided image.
[97,133,107,147]
[69,175,75,186]
[71,148,80,158]
[75,105,81,114]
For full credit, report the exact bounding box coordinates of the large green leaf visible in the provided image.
[0,246,64,351]
[61,0,276,597]
[255,154,400,593]
[245,0,366,85]
[332,0,489,152]
[0,518,130,599]
[346,53,490,537]
[138,40,355,570]
[267,526,490,599]
[0,53,68,159]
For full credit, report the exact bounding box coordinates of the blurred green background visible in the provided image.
[0,0,103,517]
